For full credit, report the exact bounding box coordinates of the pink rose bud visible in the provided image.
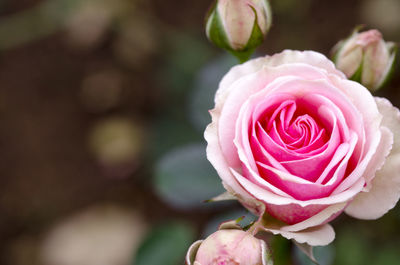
[205,0,272,62]
[332,29,397,91]
[186,228,272,265]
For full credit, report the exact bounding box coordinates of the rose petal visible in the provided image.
[375,97,400,154]
[261,202,346,233]
[263,224,335,246]
[232,167,365,207]
[204,117,255,204]
[219,66,331,168]
[216,50,345,106]
[345,98,400,219]
[345,153,400,219]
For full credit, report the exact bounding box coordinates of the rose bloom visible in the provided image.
[205,50,400,245]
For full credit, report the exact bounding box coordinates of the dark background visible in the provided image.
[1,0,400,264]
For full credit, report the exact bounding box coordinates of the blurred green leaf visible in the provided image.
[334,230,369,265]
[189,55,236,132]
[294,244,334,265]
[0,0,80,50]
[293,242,318,264]
[154,143,225,209]
[394,203,400,221]
[202,209,256,237]
[150,116,201,160]
[157,33,213,97]
[271,236,292,265]
[133,221,195,265]
[372,245,400,265]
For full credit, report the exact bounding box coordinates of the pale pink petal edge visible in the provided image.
[216,50,345,105]
[264,223,335,246]
[345,98,400,219]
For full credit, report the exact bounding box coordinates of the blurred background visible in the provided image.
[1,0,400,264]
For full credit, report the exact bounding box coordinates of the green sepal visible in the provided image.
[375,43,398,91]
[293,241,319,265]
[349,58,363,83]
[230,48,255,63]
[206,3,231,51]
[185,240,202,265]
[206,3,266,63]
[204,191,237,203]
[331,40,345,64]
[218,217,245,230]
[231,6,265,63]
[331,25,364,63]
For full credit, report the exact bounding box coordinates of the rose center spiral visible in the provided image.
[260,99,329,153]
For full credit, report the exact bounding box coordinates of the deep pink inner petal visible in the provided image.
[233,77,367,204]
[247,90,351,186]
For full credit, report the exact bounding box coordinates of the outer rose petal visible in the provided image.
[259,202,346,245]
[264,224,335,246]
[375,97,400,154]
[216,50,345,106]
[204,117,256,205]
[345,98,400,219]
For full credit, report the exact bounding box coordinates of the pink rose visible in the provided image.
[205,50,400,245]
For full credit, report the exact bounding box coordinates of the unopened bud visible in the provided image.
[186,221,272,265]
[332,28,397,91]
[205,0,272,62]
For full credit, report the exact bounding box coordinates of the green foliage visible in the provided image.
[150,116,200,160]
[230,7,265,63]
[349,61,363,84]
[206,7,231,51]
[203,209,256,237]
[0,0,80,50]
[189,55,237,132]
[154,143,225,209]
[334,231,368,265]
[294,244,334,265]
[133,222,195,265]
[372,246,400,265]
[271,236,292,265]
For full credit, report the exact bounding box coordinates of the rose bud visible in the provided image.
[332,29,397,91]
[205,0,272,62]
[205,50,400,246]
[186,221,272,265]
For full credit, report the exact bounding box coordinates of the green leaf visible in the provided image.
[294,244,334,265]
[334,230,370,265]
[293,241,318,265]
[0,0,81,50]
[189,54,237,132]
[157,33,213,97]
[372,245,400,265]
[150,117,200,160]
[154,143,225,209]
[270,235,292,265]
[133,222,195,265]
